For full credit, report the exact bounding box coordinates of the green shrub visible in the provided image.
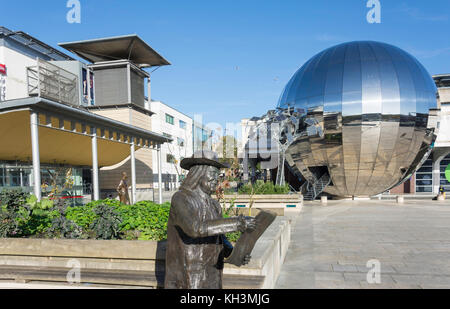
[0,205,20,237]
[0,189,28,210]
[238,180,290,195]
[65,203,96,230]
[26,195,54,211]
[46,213,83,239]
[0,193,243,243]
[90,204,122,240]
[64,200,171,241]
[116,201,170,241]
[0,189,32,237]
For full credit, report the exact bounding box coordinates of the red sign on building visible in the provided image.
[0,64,6,75]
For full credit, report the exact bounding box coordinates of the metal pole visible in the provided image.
[157,145,163,204]
[91,127,100,201]
[30,111,41,201]
[130,141,137,204]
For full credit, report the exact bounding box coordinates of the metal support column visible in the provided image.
[30,111,41,201]
[130,140,137,204]
[91,127,100,201]
[157,144,163,204]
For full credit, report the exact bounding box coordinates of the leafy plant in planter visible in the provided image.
[238,180,290,195]
[45,199,83,239]
[117,201,170,241]
[90,204,122,240]
[0,205,20,238]
[0,189,31,237]
[46,213,83,239]
[0,189,28,210]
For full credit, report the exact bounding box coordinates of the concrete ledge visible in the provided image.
[223,216,292,288]
[220,194,303,215]
[0,239,165,260]
[0,217,293,289]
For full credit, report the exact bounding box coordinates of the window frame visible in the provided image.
[165,114,175,125]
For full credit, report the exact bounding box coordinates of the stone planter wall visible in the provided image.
[219,194,303,216]
[0,217,292,288]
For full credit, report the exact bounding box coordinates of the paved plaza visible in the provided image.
[276,199,450,289]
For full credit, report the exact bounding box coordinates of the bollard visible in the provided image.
[321,196,328,205]
[438,194,445,201]
[396,195,404,204]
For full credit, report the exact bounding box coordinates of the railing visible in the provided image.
[303,173,331,200]
[27,58,79,106]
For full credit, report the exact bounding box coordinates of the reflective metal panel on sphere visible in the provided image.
[278,41,438,197]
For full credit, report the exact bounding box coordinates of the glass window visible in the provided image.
[416,180,432,186]
[417,166,432,173]
[416,186,432,193]
[9,170,20,187]
[441,180,450,186]
[177,137,185,147]
[179,120,187,129]
[202,130,209,142]
[165,114,174,125]
[416,173,431,180]
[421,159,433,167]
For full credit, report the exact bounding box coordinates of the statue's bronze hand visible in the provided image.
[242,254,251,265]
[237,215,257,233]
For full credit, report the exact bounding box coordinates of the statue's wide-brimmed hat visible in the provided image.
[181,150,229,171]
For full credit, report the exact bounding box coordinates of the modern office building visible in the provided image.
[149,100,213,191]
[391,74,450,195]
[0,26,172,203]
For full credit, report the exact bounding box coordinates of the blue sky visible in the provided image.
[2,0,450,128]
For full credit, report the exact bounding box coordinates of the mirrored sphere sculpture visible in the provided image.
[278,41,438,197]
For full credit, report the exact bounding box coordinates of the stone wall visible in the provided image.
[0,217,292,288]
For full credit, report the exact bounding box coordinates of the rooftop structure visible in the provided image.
[0,26,73,61]
[59,34,170,67]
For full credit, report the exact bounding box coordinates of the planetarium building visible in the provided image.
[245,41,440,199]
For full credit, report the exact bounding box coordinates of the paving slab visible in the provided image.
[275,199,450,289]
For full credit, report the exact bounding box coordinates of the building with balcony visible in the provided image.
[59,34,174,201]
[0,26,171,203]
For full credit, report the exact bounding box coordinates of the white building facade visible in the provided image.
[149,100,193,191]
[149,100,213,191]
